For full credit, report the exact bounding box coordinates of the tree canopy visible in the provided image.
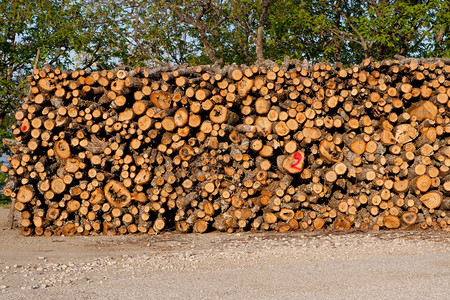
[1,0,449,194]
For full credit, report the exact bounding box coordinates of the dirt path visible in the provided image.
[0,207,449,299]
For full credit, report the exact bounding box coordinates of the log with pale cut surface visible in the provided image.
[55,140,71,159]
[420,192,442,209]
[150,91,172,109]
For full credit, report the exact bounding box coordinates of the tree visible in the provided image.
[265,0,450,65]
[100,0,449,67]
[91,0,276,66]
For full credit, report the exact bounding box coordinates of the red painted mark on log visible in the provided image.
[290,152,303,171]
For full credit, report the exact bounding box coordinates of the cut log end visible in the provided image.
[282,151,305,174]
[319,140,343,163]
[104,180,132,208]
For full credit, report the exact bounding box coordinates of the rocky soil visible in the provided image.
[0,207,449,299]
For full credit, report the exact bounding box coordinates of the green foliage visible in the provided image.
[106,0,448,66]
[0,198,10,207]
[265,0,450,65]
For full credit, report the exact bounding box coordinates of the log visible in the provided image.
[384,216,401,229]
[319,140,343,163]
[420,192,442,209]
[150,91,172,109]
[409,101,437,121]
[55,140,71,159]
[401,212,418,226]
[282,151,305,174]
[104,180,132,208]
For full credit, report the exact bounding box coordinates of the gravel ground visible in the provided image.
[0,207,449,300]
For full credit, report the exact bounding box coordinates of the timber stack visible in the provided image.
[2,57,450,236]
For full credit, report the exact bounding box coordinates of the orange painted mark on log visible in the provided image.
[290,152,303,171]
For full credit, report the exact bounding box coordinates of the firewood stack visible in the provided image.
[2,57,450,236]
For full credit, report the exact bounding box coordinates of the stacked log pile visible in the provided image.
[2,57,450,236]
